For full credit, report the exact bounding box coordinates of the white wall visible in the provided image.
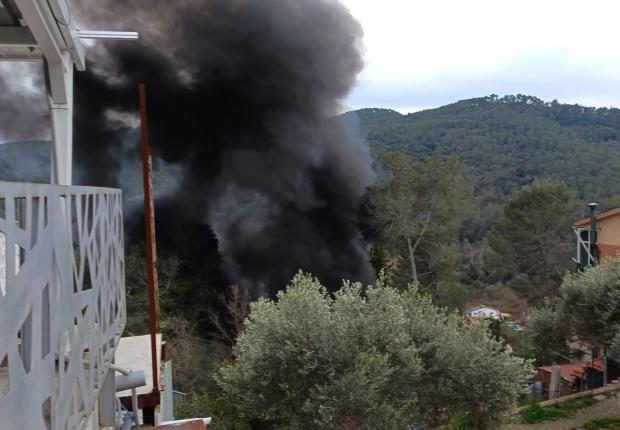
[469,308,500,320]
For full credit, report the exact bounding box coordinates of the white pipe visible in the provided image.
[114,369,146,392]
[110,364,143,427]
[57,355,145,426]
[77,30,139,40]
[161,417,213,426]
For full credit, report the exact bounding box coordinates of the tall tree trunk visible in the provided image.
[407,237,418,284]
[406,210,432,286]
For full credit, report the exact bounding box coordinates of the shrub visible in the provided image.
[583,417,620,429]
[520,396,596,424]
[175,394,251,430]
[217,272,531,429]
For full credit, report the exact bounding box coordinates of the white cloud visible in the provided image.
[341,0,620,111]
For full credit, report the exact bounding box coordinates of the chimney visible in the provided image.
[588,202,598,266]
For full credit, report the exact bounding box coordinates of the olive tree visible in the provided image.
[529,258,620,363]
[527,299,570,365]
[217,272,530,429]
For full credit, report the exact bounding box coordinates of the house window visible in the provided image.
[578,229,591,266]
[573,350,584,363]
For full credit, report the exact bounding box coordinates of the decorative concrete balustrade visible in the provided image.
[0,182,125,429]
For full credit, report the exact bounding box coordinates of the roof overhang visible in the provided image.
[0,0,138,68]
[573,207,620,228]
[0,0,85,69]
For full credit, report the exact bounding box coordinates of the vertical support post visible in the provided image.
[604,355,608,387]
[588,202,598,266]
[139,83,160,396]
[98,368,116,427]
[45,52,73,185]
[549,365,561,399]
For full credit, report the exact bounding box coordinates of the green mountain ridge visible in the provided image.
[3,94,620,210]
[0,140,179,196]
[347,94,620,204]
[0,140,50,182]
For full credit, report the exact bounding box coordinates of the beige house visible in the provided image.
[574,207,620,266]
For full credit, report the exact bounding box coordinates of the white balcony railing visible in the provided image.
[0,182,125,429]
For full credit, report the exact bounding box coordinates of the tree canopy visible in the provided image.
[488,179,580,299]
[529,259,620,364]
[367,151,470,293]
[346,95,620,207]
[218,272,531,429]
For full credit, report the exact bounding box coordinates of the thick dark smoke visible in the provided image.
[0,63,48,142]
[73,0,375,295]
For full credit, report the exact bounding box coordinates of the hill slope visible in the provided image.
[0,140,179,196]
[347,95,620,203]
[0,140,50,182]
[4,95,620,207]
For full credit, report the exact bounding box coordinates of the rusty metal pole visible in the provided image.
[139,83,160,396]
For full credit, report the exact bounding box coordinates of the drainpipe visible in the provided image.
[588,202,598,266]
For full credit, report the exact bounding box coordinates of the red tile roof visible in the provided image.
[539,359,604,381]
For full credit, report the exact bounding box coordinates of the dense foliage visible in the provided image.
[367,151,470,292]
[217,272,531,429]
[529,259,620,363]
[348,94,620,209]
[520,396,597,424]
[7,94,616,421]
[583,417,620,429]
[488,179,581,299]
[346,95,620,310]
[123,219,229,397]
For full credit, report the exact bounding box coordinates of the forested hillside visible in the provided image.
[2,95,611,416]
[347,94,620,204]
[0,139,179,195]
[4,95,619,205]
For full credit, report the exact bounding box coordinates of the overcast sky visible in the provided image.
[341,0,620,113]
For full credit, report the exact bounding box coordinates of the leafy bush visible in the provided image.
[520,396,596,424]
[217,272,531,429]
[583,417,620,429]
[529,259,620,364]
[175,394,251,430]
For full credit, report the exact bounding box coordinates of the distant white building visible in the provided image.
[467,305,501,320]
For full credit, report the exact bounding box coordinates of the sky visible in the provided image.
[3,0,620,143]
[341,0,620,113]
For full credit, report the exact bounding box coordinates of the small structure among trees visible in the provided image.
[467,304,502,320]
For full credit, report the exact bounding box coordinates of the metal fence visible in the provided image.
[0,182,125,429]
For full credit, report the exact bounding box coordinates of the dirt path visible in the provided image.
[504,396,620,430]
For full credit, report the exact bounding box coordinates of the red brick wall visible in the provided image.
[598,243,620,260]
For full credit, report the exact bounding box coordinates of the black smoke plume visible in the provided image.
[73,0,375,295]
